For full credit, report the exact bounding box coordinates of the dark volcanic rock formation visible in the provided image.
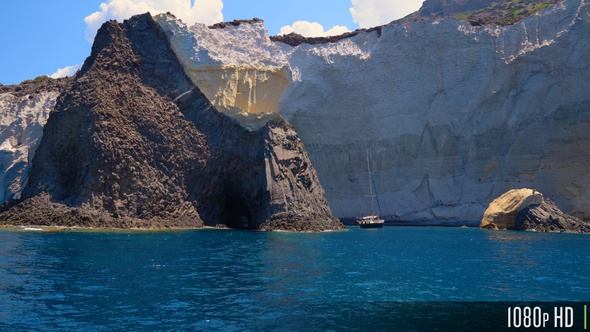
[516,199,590,233]
[270,27,382,47]
[0,13,343,232]
[208,18,264,29]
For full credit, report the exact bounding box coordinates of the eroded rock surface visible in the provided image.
[278,0,590,223]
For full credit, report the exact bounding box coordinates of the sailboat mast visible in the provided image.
[366,149,375,216]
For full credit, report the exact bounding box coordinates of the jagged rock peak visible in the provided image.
[0,13,343,232]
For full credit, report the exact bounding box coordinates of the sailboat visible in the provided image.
[356,149,385,229]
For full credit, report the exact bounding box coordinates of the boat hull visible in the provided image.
[358,222,384,229]
[356,216,385,229]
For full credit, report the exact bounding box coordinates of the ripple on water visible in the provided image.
[0,227,589,330]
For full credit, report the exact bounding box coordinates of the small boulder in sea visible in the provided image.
[479,188,590,233]
[480,189,543,230]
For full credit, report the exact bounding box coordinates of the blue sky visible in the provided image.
[0,0,423,85]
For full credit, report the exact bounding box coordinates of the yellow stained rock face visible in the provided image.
[186,65,291,129]
[480,188,543,230]
[154,15,293,131]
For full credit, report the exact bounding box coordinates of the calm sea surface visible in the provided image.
[0,226,589,331]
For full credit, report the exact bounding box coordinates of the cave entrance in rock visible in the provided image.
[223,190,254,230]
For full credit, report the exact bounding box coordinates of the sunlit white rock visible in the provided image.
[0,91,58,202]
[278,0,590,223]
[156,15,291,130]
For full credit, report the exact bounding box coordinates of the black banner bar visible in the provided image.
[280,302,589,331]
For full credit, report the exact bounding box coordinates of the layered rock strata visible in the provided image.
[0,14,343,232]
[156,14,291,130]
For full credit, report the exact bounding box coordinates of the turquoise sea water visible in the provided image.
[0,226,589,331]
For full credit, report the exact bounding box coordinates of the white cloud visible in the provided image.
[84,0,224,41]
[278,21,351,38]
[350,0,423,28]
[50,64,82,79]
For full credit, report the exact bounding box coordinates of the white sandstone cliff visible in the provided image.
[278,0,590,223]
[154,0,590,224]
[0,91,58,202]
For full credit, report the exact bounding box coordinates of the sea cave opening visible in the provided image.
[222,190,255,230]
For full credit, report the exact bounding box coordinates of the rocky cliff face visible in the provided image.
[0,14,343,231]
[278,0,590,224]
[1,0,589,227]
[156,0,589,225]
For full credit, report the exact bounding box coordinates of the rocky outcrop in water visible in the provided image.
[0,14,343,232]
[480,188,544,230]
[480,188,590,233]
[515,198,590,233]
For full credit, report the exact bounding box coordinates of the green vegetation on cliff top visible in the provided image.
[403,0,560,26]
[20,75,50,85]
[453,0,558,26]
